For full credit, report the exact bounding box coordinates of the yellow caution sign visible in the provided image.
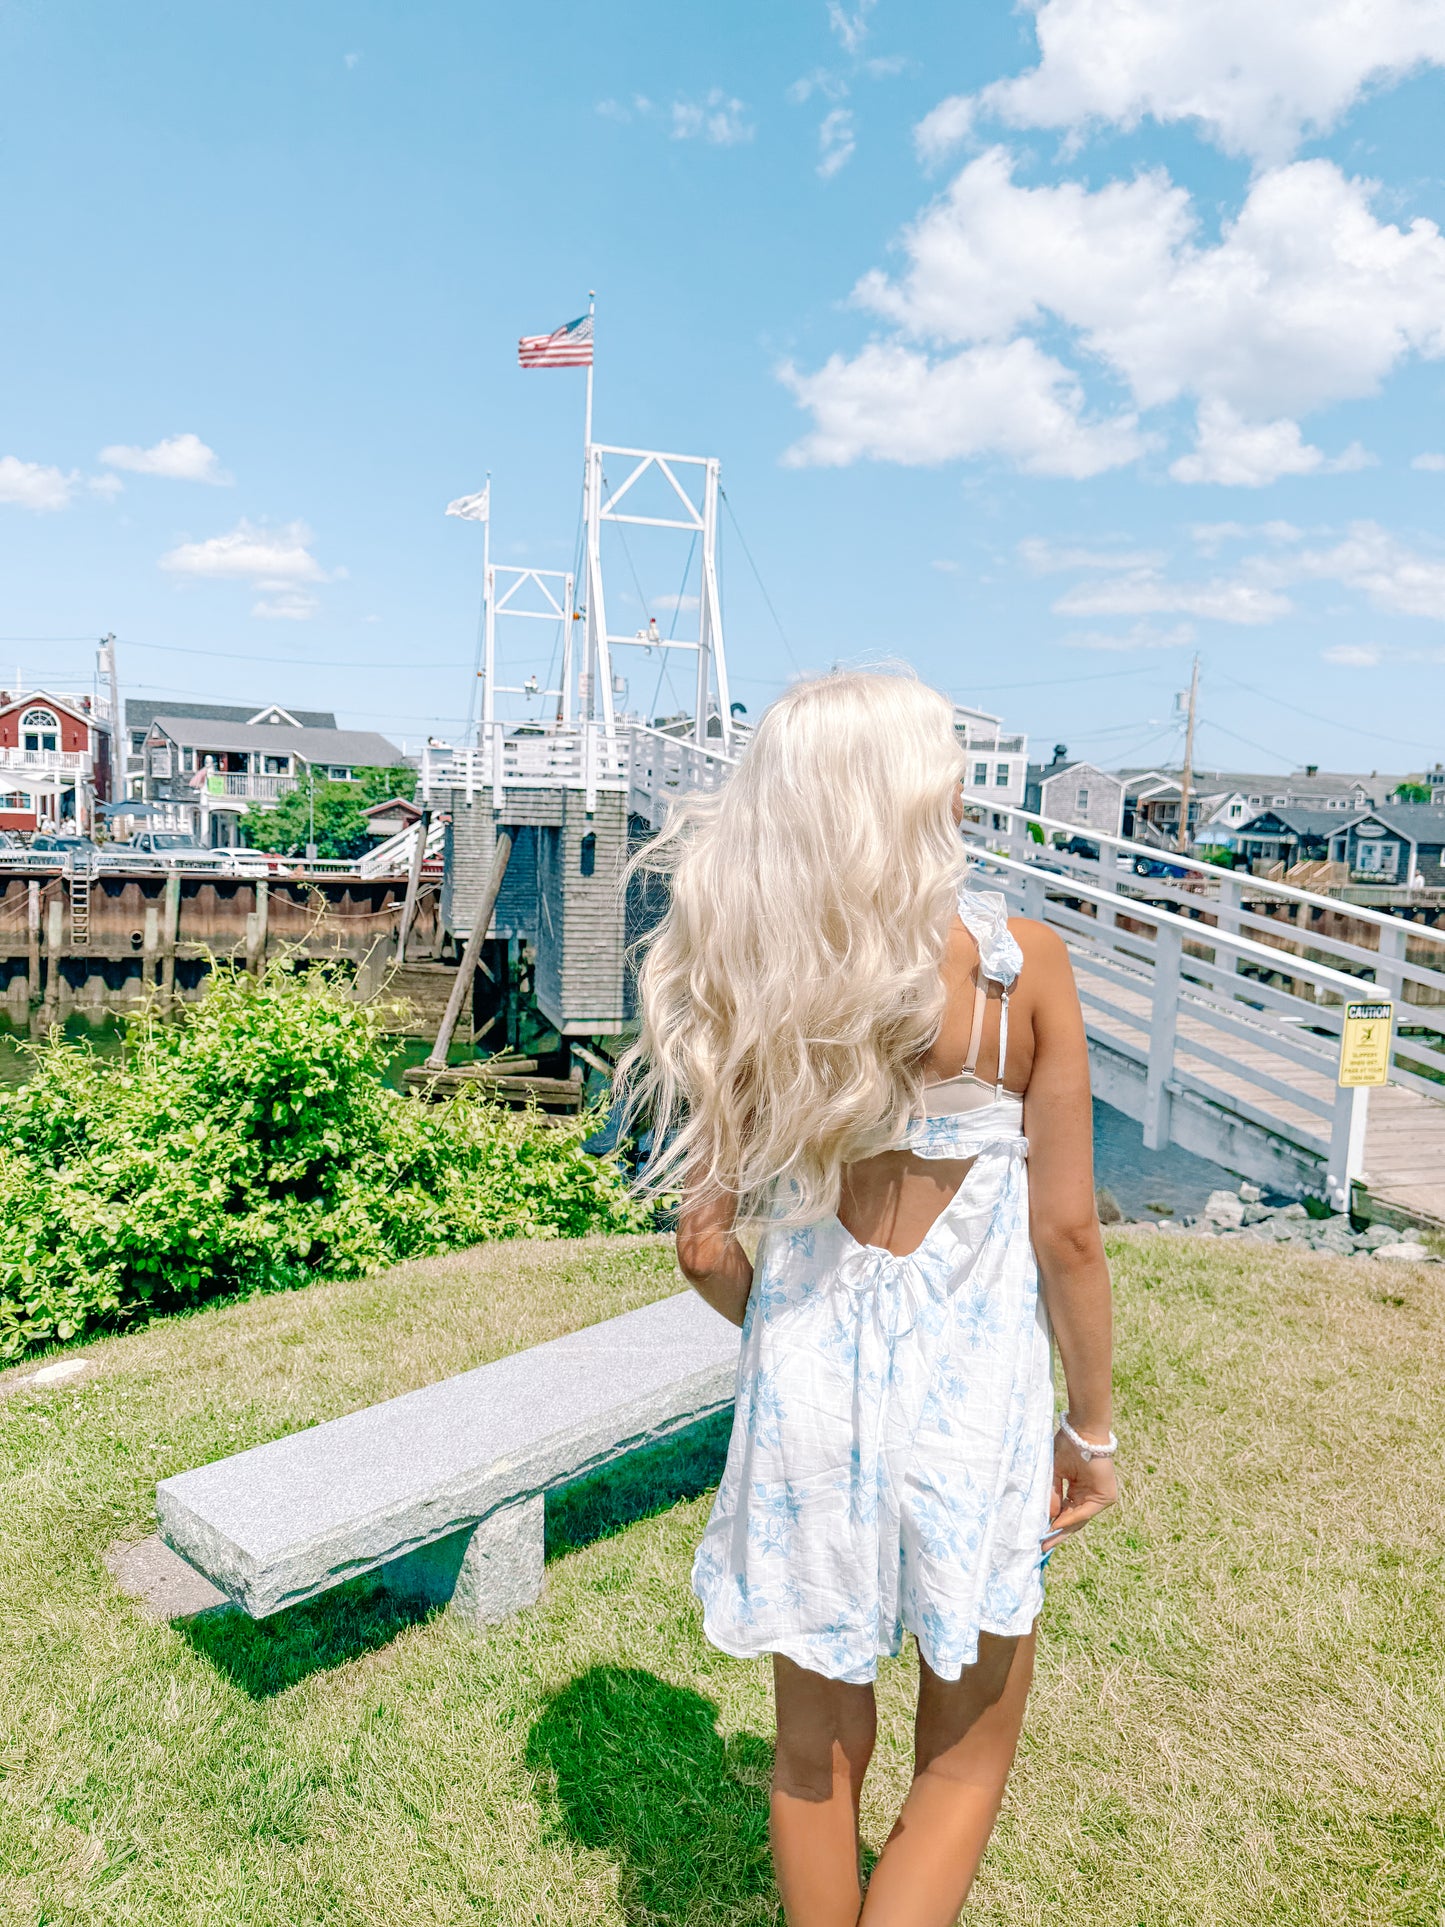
[1338,1001,1393,1087]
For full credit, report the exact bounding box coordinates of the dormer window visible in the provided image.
[21,707,59,753]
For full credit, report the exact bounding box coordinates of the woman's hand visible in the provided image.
[1043,1430,1118,1553]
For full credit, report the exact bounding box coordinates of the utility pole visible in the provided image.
[1176,652,1200,855]
[99,633,120,825]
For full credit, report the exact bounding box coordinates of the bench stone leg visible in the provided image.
[378,1495,544,1629]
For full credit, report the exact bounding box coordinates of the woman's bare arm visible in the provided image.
[675,1187,754,1327]
[1017,920,1118,1548]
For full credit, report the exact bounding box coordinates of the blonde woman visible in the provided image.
[622,669,1116,1926]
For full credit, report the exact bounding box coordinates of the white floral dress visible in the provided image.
[691,887,1055,1684]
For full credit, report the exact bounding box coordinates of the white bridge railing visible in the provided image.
[959,798,1445,1207]
[420,722,736,826]
[357,814,446,880]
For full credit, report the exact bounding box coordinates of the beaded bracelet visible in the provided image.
[1058,1411,1119,1461]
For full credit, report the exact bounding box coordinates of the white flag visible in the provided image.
[445,483,490,522]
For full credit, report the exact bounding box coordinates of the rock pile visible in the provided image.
[1142,1183,1437,1262]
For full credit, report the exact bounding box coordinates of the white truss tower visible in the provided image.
[582,441,733,751]
[479,564,576,730]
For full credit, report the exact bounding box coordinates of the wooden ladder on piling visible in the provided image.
[68,855,94,947]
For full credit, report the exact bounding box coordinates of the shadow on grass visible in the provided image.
[527,1664,781,1926]
[545,1409,732,1561]
[179,1576,433,1699]
[181,1413,732,1697]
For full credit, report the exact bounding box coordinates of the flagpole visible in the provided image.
[583,290,595,452]
[463,472,491,747]
[581,291,595,729]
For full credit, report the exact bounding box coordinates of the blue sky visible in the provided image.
[4,0,1445,774]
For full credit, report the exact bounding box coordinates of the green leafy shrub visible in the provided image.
[0,962,651,1358]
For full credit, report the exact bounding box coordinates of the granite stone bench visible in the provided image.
[145,1290,739,1629]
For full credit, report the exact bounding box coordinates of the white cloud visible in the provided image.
[0,455,78,511]
[781,337,1147,476]
[598,91,750,144]
[253,590,320,621]
[1019,536,1165,572]
[1052,568,1291,625]
[159,519,330,587]
[827,0,876,57]
[931,559,960,573]
[99,432,231,485]
[1169,402,1372,486]
[1061,620,1197,651]
[915,94,975,165]
[817,107,856,179]
[652,592,700,614]
[1323,639,1445,666]
[343,50,361,69]
[1412,451,1445,471]
[596,96,641,123]
[791,147,1445,483]
[670,91,752,145]
[1028,516,1445,639]
[855,151,1445,417]
[1291,520,1445,619]
[789,68,850,105]
[921,0,1445,164]
[1189,519,1303,551]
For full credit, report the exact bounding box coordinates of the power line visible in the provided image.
[968,663,1161,693]
[718,487,804,677]
[1210,668,1438,757]
[1195,715,1296,769]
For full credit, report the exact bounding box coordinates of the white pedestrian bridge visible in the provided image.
[417,727,1445,1225]
[957,799,1445,1225]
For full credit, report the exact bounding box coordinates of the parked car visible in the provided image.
[29,831,98,855]
[1132,854,1190,879]
[1058,834,1101,861]
[101,831,228,870]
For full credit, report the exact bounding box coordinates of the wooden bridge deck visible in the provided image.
[1084,970,1445,1228]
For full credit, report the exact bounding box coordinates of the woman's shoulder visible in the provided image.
[1005,915,1073,981]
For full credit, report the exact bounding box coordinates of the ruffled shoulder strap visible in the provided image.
[956,883,1023,986]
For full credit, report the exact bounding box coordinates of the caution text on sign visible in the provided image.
[1338,1001,1393,1088]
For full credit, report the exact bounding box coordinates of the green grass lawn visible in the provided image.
[1,1232,1441,1926]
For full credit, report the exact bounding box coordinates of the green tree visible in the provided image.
[241,766,412,860]
[1392,781,1431,803]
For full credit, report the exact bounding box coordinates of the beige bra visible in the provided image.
[919,944,1025,1116]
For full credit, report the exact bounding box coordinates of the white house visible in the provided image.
[954,703,1028,808]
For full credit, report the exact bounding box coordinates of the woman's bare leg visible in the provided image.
[771,1653,878,1926]
[858,1628,1035,1924]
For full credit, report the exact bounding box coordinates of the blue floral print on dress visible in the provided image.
[692,886,1056,1684]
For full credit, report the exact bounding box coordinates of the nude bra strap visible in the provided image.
[961,969,988,1076]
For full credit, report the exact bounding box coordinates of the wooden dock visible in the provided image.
[401,1058,585,1113]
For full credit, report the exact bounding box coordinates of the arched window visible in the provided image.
[20,707,59,753]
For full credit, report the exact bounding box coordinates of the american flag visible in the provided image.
[518,313,594,369]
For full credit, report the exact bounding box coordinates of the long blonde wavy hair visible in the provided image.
[616,668,969,1229]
